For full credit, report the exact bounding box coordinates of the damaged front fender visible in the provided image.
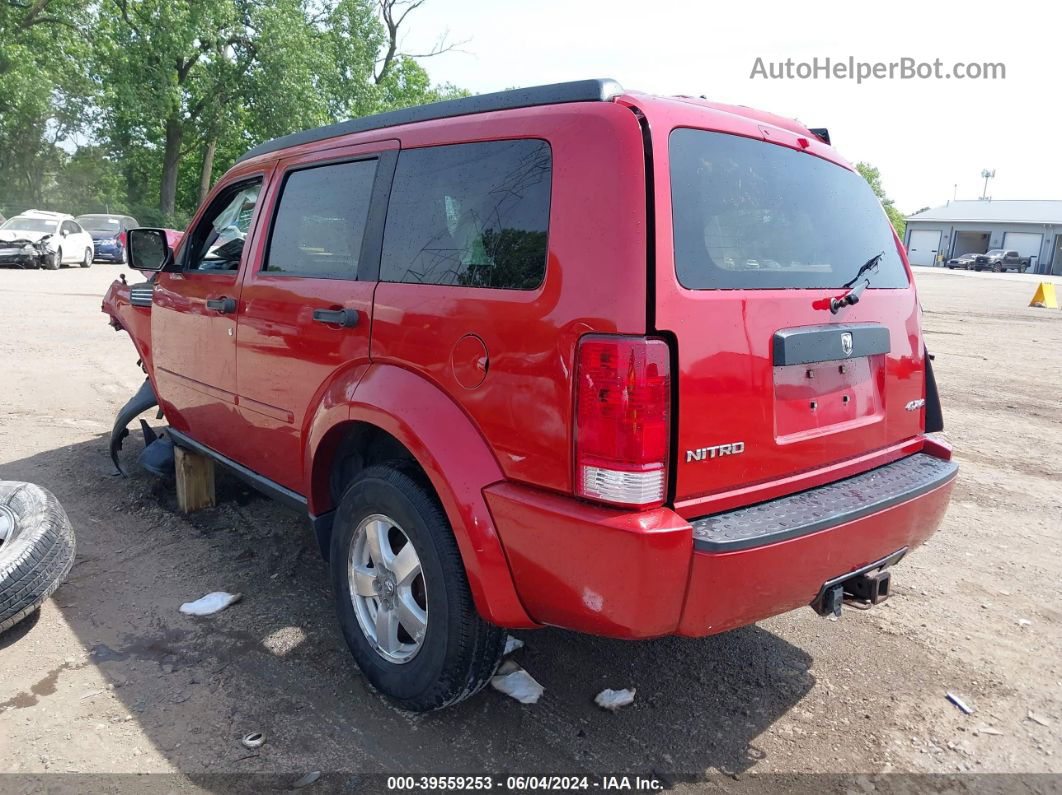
[110,378,159,475]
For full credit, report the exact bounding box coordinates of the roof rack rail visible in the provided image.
[237,78,624,164]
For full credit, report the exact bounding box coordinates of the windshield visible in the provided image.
[1,216,58,234]
[77,216,121,232]
[669,128,909,289]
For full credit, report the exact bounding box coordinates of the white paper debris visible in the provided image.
[595,688,636,711]
[1027,711,1052,727]
[491,660,543,704]
[504,635,524,655]
[291,771,321,789]
[946,692,974,715]
[179,591,242,616]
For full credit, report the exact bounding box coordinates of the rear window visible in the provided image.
[669,128,909,290]
[381,139,551,289]
[78,216,120,232]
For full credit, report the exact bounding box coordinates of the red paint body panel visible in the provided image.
[490,444,953,638]
[676,476,955,636]
[150,161,274,458]
[485,481,692,638]
[623,94,927,506]
[345,363,535,628]
[102,280,153,371]
[371,105,648,495]
[231,141,395,489]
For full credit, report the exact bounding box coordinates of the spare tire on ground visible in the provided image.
[0,481,76,634]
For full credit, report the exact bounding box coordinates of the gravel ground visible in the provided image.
[0,264,1059,791]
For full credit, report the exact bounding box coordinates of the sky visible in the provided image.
[400,0,1061,215]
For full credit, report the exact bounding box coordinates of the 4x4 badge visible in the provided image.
[840,332,854,356]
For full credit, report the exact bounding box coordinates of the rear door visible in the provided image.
[231,141,397,492]
[642,101,926,512]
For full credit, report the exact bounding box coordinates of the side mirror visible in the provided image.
[128,228,174,272]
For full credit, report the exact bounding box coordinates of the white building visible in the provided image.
[904,200,1062,275]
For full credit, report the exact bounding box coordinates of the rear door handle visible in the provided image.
[206,297,237,314]
[312,308,359,328]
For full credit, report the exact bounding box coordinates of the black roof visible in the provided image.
[236,78,623,164]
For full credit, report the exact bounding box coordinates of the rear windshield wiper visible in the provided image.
[830,251,883,314]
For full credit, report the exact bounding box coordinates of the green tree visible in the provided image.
[855,162,906,239]
[95,0,260,220]
[91,0,462,222]
[0,0,94,213]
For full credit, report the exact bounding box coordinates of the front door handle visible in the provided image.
[206,297,237,314]
[312,308,359,328]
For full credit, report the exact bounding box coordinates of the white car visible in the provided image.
[0,210,94,270]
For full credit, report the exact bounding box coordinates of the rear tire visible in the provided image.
[80,248,92,268]
[330,464,505,712]
[0,482,76,634]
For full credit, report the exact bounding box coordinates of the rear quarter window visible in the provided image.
[381,139,551,289]
[669,128,909,290]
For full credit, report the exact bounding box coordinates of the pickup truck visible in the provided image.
[974,249,1031,272]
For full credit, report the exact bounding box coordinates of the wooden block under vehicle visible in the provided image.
[175,446,215,513]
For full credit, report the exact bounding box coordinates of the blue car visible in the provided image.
[75,214,140,263]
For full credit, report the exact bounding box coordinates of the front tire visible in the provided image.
[330,465,505,712]
[43,248,60,270]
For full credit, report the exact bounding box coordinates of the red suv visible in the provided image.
[103,79,956,711]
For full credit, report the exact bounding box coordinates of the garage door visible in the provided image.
[907,229,942,266]
[952,231,990,257]
[1003,231,1043,267]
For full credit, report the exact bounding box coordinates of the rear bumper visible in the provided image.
[486,445,956,639]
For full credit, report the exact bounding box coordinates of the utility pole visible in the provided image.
[980,169,995,200]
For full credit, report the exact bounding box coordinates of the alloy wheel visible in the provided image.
[348,513,428,664]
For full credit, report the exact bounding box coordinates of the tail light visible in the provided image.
[118,230,127,248]
[575,335,671,509]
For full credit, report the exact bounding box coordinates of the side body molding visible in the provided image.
[313,363,536,629]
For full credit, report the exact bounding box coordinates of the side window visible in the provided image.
[264,159,377,278]
[62,221,78,235]
[381,139,551,289]
[184,180,262,272]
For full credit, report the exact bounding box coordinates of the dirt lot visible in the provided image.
[0,264,1059,789]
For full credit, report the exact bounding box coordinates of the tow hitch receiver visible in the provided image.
[811,547,906,617]
[844,569,891,604]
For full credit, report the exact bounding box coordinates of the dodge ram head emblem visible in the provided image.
[840,332,854,357]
